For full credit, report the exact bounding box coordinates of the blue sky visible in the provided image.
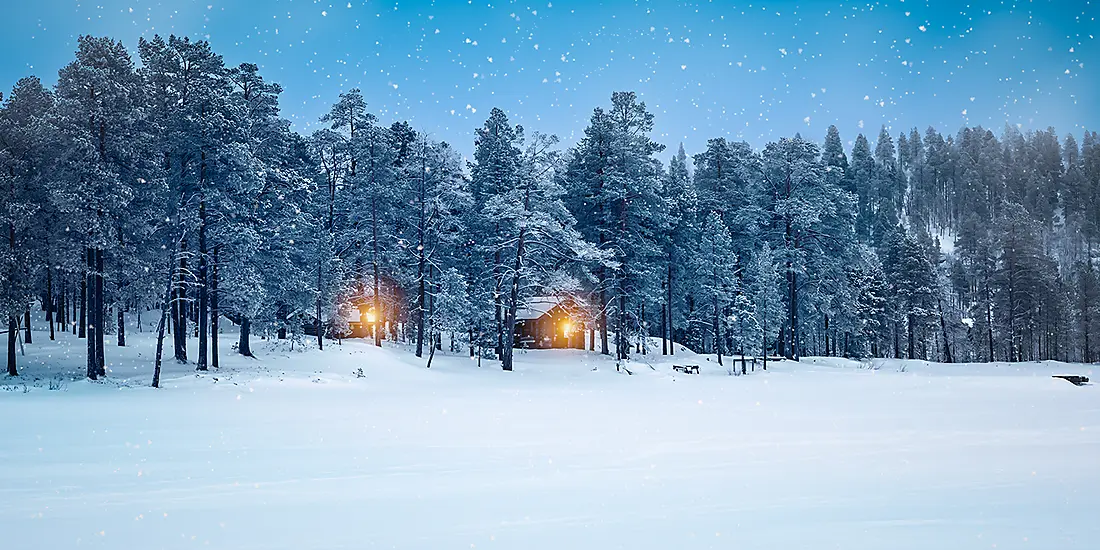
[1,0,1095,159]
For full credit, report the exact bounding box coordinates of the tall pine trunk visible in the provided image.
[197,199,208,371]
[907,313,916,360]
[277,303,287,339]
[173,239,188,362]
[95,249,105,376]
[211,247,219,368]
[660,303,668,356]
[117,307,125,347]
[599,289,609,355]
[494,243,503,359]
[372,197,383,348]
[415,251,426,358]
[46,264,55,341]
[151,241,178,388]
[7,212,17,376]
[79,270,86,339]
[618,293,628,361]
[116,227,124,346]
[238,316,252,357]
[786,266,799,361]
[23,309,31,344]
[86,247,97,380]
[667,260,674,355]
[714,292,722,367]
[414,161,427,359]
[315,239,324,351]
[6,316,16,376]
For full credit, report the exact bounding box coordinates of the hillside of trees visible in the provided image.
[3,36,1100,382]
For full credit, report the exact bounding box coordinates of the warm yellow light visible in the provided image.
[366,312,376,323]
[562,321,572,335]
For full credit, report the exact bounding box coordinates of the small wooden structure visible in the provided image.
[673,364,700,374]
[1053,375,1089,386]
[513,296,585,349]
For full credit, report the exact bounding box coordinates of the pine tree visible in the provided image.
[55,36,150,378]
[747,243,783,369]
[0,77,54,376]
[690,213,737,366]
[564,92,666,361]
[471,108,522,359]
[760,135,850,360]
[660,144,697,355]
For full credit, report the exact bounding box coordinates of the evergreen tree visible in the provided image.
[564,92,666,361]
[690,213,738,366]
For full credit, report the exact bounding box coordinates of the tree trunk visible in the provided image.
[95,249,105,376]
[986,291,995,362]
[786,267,799,361]
[315,239,324,351]
[173,239,188,362]
[239,316,252,357]
[372,197,383,348]
[415,249,426,359]
[46,265,55,341]
[494,247,503,359]
[79,259,87,339]
[197,200,208,371]
[714,293,722,367]
[277,303,287,340]
[117,307,125,347]
[660,301,668,356]
[6,316,16,376]
[426,333,438,369]
[151,246,177,388]
[501,220,528,372]
[70,281,76,335]
[211,247,219,368]
[762,291,768,371]
[599,290,610,355]
[668,259,674,355]
[23,308,31,344]
[907,312,916,360]
[938,299,952,363]
[86,248,97,380]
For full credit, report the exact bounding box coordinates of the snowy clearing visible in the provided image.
[2,320,1098,550]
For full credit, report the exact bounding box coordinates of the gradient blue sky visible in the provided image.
[1,0,1095,159]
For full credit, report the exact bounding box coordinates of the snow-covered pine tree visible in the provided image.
[491,129,599,372]
[660,144,697,355]
[470,108,523,359]
[691,213,738,367]
[427,267,471,368]
[0,77,54,376]
[564,92,666,361]
[55,36,150,378]
[760,135,847,360]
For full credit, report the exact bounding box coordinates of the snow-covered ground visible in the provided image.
[2,313,1098,549]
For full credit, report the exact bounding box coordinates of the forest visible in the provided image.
[3,35,1100,382]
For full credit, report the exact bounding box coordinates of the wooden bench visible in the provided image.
[1053,375,1089,386]
[672,365,700,374]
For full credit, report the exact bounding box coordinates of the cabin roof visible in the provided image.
[515,297,562,321]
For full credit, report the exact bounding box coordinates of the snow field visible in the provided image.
[1,316,1098,549]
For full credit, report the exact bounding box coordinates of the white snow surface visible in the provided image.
[2,316,1099,549]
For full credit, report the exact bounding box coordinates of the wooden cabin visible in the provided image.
[345,304,376,339]
[513,296,585,349]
